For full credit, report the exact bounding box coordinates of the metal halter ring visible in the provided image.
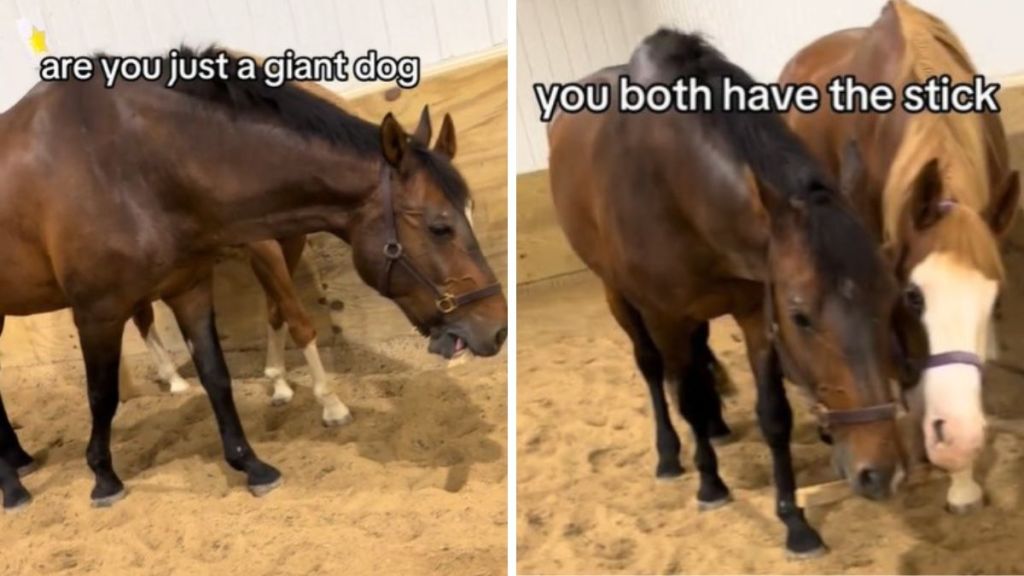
[383,242,403,259]
[436,293,457,314]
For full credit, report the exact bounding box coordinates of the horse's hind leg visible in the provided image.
[692,322,733,444]
[650,319,731,508]
[604,287,683,479]
[734,308,825,557]
[73,309,129,506]
[165,275,281,496]
[0,318,33,510]
[251,238,351,427]
[132,303,189,394]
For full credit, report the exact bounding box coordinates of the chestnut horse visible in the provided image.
[129,234,360,428]
[780,0,1020,513]
[0,48,506,510]
[548,29,914,557]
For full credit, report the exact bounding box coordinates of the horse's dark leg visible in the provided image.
[0,316,33,510]
[735,309,825,557]
[691,322,732,443]
[164,277,281,496]
[73,311,128,506]
[604,287,683,478]
[651,319,731,508]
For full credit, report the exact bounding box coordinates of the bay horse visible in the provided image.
[549,29,912,557]
[129,234,358,428]
[0,47,506,511]
[780,0,1020,513]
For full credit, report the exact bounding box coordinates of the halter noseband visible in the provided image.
[923,350,984,371]
[376,164,502,314]
[764,282,897,430]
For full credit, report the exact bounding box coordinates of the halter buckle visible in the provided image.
[383,242,403,259]
[436,293,457,314]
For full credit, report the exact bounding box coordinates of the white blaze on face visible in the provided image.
[910,251,997,471]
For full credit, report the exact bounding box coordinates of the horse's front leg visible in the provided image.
[132,303,190,394]
[735,310,825,558]
[73,310,129,506]
[164,277,281,496]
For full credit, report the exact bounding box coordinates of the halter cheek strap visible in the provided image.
[377,164,503,314]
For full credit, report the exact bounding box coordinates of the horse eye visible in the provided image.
[429,222,454,237]
[791,311,812,330]
[904,284,925,314]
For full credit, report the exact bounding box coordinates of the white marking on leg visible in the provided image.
[303,342,351,426]
[144,329,189,394]
[266,324,293,405]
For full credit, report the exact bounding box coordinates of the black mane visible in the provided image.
[99,46,469,208]
[634,29,884,289]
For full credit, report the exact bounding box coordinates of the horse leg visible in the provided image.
[73,309,129,506]
[650,318,731,508]
[604,287,683,479]
[251,239,351,426]
[250,241,294,406]
[132,303,189,394]
[734,308,825,557]
[0,316,33,509]
[692,322,733,444]
[0,318,35,479]
[164,276,281,496]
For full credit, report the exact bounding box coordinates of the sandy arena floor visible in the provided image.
[516,266,1024,575]
[0,257,508,575]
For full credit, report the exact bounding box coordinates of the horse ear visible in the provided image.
[908,159,943,230]
[412,105,432,146]
[988,170,1020,237]
[755,174,804,226]
[434,113,457,159]
[380,113,409,168]
[839,139,865,200]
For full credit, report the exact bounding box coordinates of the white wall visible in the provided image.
[0,0,507,110]
[517,0,1024,173]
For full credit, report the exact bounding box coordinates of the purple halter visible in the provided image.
[924,350,985,371]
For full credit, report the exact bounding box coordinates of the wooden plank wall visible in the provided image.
[0,51,508,369]
[517,81,1024,284]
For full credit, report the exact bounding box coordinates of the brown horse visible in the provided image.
[129,234,359,427]
[0,47,506,510]
[780,0,1020,513]
[548,29,914,557]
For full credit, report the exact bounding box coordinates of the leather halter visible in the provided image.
[764,282,897,429]
[376,164,502,314]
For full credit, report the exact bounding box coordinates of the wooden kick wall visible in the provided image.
[0,51,508,371]
[517,81,1024,285]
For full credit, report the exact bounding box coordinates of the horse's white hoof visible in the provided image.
[270,387,294,406]
[168,377,190,394]
[322,408,353,428]
[947,498,984,515]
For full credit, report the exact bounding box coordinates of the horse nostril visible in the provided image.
[494,326,508,348]
[858,468,883,493]
[933,419,946,443]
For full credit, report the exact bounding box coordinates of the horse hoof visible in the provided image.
[786,545,828,560]
[946,499,984,515]
[3,489,32,512]
[322,412,353,428]
[16,461,38,478]
[697,493,732,511]
[249,476,282,497]
[168,381,190,395]
[91,489,126,508]
[655,461,685,481]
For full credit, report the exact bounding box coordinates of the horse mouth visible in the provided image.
[428,330,472,360]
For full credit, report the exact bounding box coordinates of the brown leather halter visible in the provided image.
[376,164,503,314]
[764,282,898,430]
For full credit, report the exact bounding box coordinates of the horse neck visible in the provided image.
[168,119,383,247]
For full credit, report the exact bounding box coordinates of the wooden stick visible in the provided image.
[796,479,850,508]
